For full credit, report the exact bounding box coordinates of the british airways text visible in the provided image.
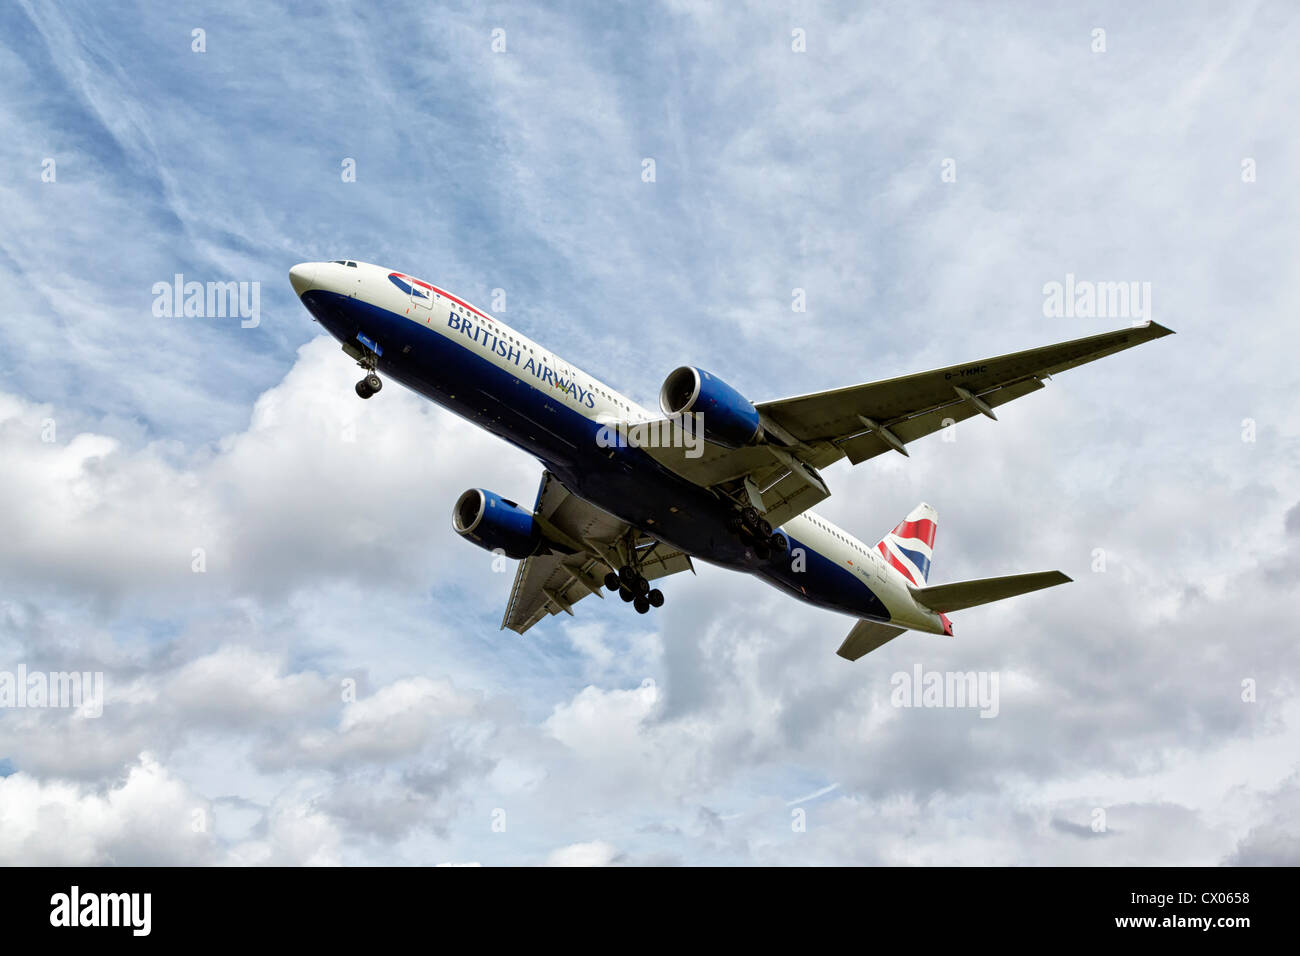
[447,313,597,408]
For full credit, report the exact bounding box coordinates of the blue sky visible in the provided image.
[1,0,1298,865]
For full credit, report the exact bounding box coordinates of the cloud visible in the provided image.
[0,753,215,865]
[1225,773,1300,866]
[0,0,1297,865]
[0,336,539,611]
[545,840,622,867]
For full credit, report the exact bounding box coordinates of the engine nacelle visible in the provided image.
[452,488,541,559]
[659,366,762,449]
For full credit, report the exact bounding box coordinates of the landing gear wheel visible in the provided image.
[618,565,637,586]
[619,587,635,603]
[756,518,772,538]
[741,506,760,527]
[647,589,664,608]
[632,575,650,596]
[769,532,788,553]
[604,571,621,591]
[355,380,374,399]
[364,373,382,393]
[633,595,650,614]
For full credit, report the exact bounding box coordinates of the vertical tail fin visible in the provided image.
[877,502,938,586]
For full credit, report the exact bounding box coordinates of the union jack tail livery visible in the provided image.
[879,502,938,586]
[832,499,1073,660]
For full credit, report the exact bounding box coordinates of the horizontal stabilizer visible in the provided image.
[911,570,1071,614]
[836,619,907,661]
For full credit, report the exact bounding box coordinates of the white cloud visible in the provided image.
[545,840,621,867]
[0,753,214,865]
[0,0,1297,866]
[0,336,539,610]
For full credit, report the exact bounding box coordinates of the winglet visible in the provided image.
[1142,321,1176,337]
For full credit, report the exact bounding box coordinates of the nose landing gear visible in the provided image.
[351,342,383,399]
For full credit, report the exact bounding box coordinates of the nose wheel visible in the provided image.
[355,373,382,399]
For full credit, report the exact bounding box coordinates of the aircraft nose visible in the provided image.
[289,262,318,296]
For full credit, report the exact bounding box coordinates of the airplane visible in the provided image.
[289,260,1173,660]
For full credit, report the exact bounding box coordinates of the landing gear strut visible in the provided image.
[353,346,383,399]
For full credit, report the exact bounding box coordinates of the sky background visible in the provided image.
[1,0,1298,865]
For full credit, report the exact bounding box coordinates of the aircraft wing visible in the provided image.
[501,471,694,634]
[642,322,1173,524]
[755,321,1174,465]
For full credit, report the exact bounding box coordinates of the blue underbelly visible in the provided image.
[299,291,889,621]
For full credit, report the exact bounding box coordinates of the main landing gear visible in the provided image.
[603,565,665,615]
[355,373,383,399]
[727,505,788,560]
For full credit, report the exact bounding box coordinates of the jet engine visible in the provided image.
[658,366,763,449]
[452,488,541,559]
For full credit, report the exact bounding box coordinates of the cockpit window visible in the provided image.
[331,260,346,264]
[346,261,357,267]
